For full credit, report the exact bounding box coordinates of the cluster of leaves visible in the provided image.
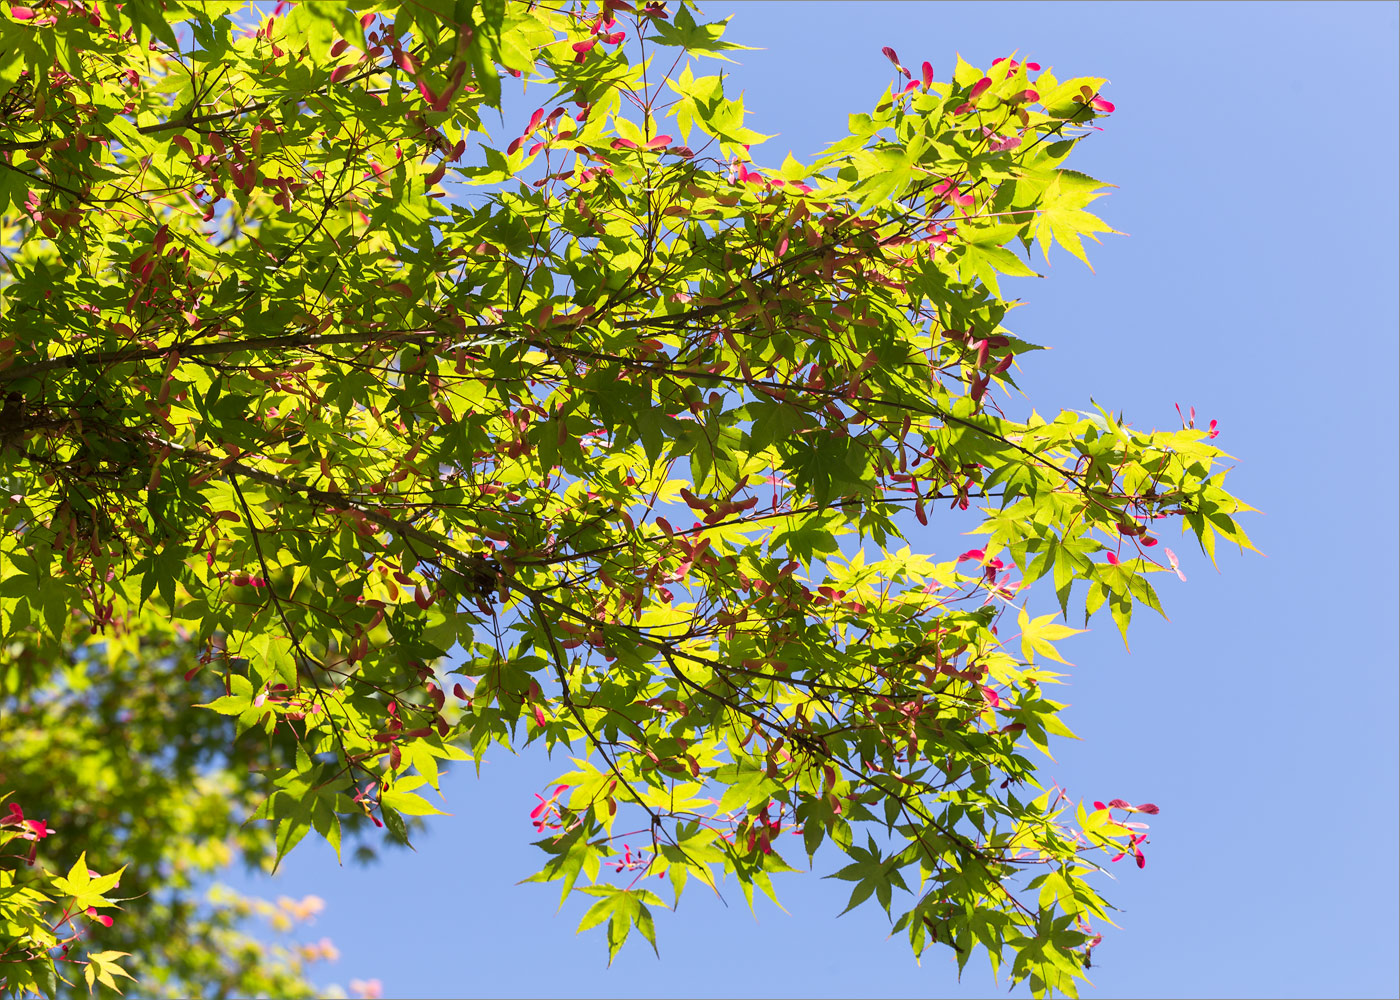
[0,627,383,997]
[0,838,132,998]
[0,0,1253,995]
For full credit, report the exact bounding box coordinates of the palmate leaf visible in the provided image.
[576,885,666,963]
[83,951,136,996]
[826,835,911,916]
[1017,607,1086,665]
[1029,169,1120,268]
[646,5,753,61]
[523,825,604,906]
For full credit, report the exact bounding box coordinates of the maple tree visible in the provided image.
[0,1,1256,996]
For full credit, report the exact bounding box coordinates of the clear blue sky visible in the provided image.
[226,4,1399,997]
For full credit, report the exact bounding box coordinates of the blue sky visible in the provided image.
[225,4,1399,997]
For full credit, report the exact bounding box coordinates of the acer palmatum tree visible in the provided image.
[0,3,1253,996]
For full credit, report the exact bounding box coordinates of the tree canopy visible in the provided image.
[0,1,1254,996]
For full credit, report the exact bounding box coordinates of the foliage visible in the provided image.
[0,628,380,997]
[0,1,1253,996]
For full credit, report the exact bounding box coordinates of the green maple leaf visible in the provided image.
[1030,169,1120,268]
